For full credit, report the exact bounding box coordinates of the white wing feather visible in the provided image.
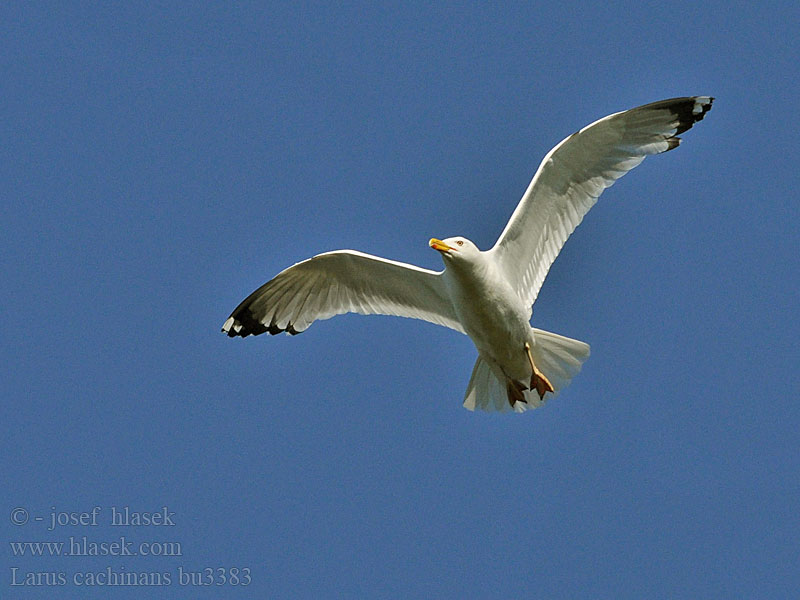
[491,96,713,307]
[222,250,464,337]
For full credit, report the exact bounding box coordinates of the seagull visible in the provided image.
[222,96,713,412]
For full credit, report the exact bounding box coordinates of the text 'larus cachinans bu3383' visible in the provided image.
[223,96,714,413]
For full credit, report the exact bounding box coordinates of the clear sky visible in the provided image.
[2,2,798,598]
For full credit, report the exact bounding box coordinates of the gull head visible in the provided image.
[428,236,481,264]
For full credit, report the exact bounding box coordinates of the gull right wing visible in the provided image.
[490,96,714,308]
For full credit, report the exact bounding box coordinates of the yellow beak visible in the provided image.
[429,238,453,252]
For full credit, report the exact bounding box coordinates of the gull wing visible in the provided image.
[490,96,713,307]
[222,249,464,337]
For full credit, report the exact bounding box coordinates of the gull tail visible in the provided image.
[463,328,590,413]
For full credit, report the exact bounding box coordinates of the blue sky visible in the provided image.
[2,2,798,598]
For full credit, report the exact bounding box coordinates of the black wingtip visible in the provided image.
[673,96,714,135]
[656,96,713,153]
[222,310,304,338]
[222,310,268,338]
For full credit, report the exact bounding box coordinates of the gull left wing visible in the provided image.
[222,250,465,337]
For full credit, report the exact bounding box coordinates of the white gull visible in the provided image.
[223,96,713,412]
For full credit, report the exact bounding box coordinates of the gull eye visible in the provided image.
[456,240,464,246]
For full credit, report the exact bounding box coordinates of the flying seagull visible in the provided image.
[222,96,713,412]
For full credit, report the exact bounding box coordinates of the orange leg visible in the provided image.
[525,342,554,400]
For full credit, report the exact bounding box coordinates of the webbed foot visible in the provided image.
[506,379,528,408]
[525,342,554,400]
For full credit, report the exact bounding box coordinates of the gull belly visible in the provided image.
[442,255,533,382]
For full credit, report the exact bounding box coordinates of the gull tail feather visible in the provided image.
[462,328,590,413]
[463,356,508,412]
[529,328,590,394]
